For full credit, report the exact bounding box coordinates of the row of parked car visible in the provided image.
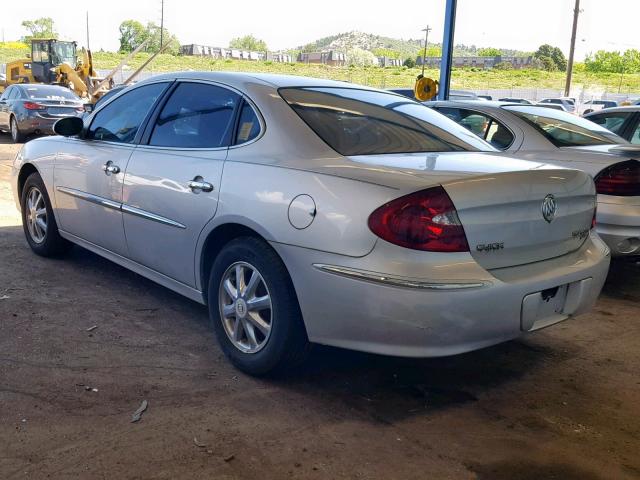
[7,73,640,375]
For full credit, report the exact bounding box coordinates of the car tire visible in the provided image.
[21,172,72,257]
[208,236,309,376]
[11,116,25,143]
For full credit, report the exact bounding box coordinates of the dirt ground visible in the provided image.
[0,135,639,480]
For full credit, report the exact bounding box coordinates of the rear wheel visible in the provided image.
[11,117,25,143]
[21,172,72,257]
[208,237,309,376]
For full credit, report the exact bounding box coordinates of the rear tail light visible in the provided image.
[594,160,640,196]
[23,101,46,111]
[368,186,469,252]
[591,204,597,229]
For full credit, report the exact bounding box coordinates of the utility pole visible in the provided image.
[160,0,165,50]
[86,12,90,50]
[421,26,432,77]
[564,0,580,97]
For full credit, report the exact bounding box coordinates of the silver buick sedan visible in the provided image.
[12,72,610,375]
[428,100,640,257]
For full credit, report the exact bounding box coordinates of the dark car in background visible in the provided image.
[0,84,84,142]
[498,97,533,104]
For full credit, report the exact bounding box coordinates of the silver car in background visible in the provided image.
[428,100,640,257]
[12,73,609,375]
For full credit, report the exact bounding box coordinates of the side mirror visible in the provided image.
[83,103,94,113]
[54,117,84,137]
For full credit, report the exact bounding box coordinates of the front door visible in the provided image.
[53,82,170,256]
[122,81,241,286]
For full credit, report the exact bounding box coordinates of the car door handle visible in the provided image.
[187,178,214,193]
[102,161,120,175]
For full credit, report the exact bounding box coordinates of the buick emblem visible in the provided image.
[541,194,557,223]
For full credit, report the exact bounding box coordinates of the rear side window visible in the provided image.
[587,112,632,134]
[280,87,491,156]
[504,105,625,147]
[436,107,514,150]
[88,82,168,143]
[235,102,261,145]
[149,82,239,148]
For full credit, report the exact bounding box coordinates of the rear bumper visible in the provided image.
[17,116,58,135]
[596,198,640,256]
[273,232,610,358]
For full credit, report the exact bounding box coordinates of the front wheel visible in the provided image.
[21,172,72,257]
[208,237,309,376]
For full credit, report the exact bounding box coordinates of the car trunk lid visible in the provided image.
[441,169,596,270]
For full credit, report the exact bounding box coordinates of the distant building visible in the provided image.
[298,50,346,66]
[266,52,294,63]
[378,57,403,67]
[416,55,534,70]
[180,44,266,61]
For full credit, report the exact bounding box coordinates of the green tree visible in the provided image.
[21,17,57,42]
[372,48,401,59]
[229,35,268,52]
[403,57,416,68]
[118,20,179,55]
[346,47,377,67]
[585,49,640,73]
[477,47,501,57]
[534,44,567,71]
[119,20,147,53]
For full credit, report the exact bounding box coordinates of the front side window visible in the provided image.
[149,82,239,148]
[504,105,625,147]
[586,112,632,135]
[280,87,492,156]
[436,107,514,150]
[88,82,168,143]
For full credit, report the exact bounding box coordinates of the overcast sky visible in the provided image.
[2,0,638,59]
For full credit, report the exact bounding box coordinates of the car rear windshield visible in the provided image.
[23,86,79,101]
[279,87,493,156]
[504,105,625,147]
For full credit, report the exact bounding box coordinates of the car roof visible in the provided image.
[584,105,640,116]
[138,71,360,89]
[427,99,522,109]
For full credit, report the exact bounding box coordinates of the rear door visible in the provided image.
[53,82,170,256]
[121,81,243,286]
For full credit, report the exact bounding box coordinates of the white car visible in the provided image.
[12,72,610,375]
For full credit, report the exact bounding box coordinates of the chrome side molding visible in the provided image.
[313,264,489,290]
[56,186,186,229]
[56,186,120,211]
[121,204,186,229]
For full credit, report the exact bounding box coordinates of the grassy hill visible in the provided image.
[2,42,639,95]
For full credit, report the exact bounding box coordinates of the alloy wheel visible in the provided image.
[25,187,47,244]
[218,261,273,353]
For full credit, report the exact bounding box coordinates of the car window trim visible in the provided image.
[140,79,250,151]
[83,80,174,146]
